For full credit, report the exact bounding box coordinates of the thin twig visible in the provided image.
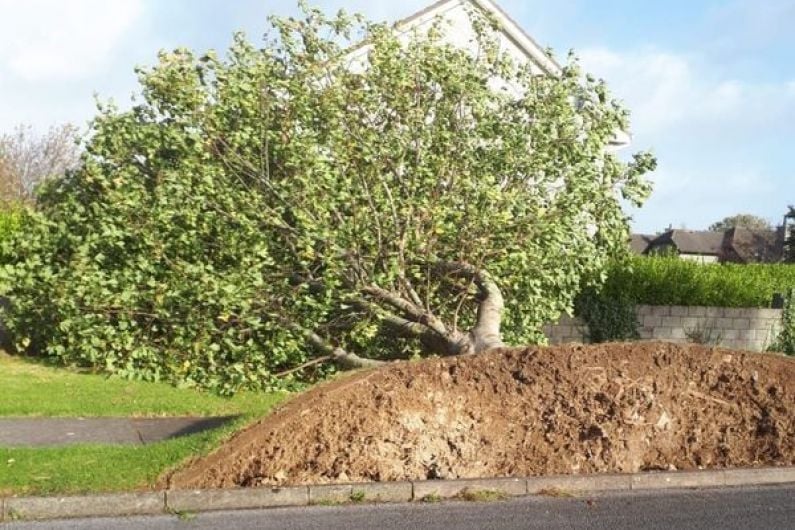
[275,355,333,377]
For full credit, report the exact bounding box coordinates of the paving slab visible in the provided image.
[4,492,164,521]
[527,473,631,494]
[413,477,526,500]
[631,469,725,490]
[722,466,795,486]
[351,481,413,503]
[167,486,309,513]
[0,416,237,447]
[309,484,353,505]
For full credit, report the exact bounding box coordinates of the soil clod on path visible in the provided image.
[165,342,795,489]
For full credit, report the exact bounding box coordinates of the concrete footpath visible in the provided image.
[6,484,794,530]
[1,467,794,522]
[0,416,237,447]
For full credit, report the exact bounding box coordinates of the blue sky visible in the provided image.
[1,0,792,233]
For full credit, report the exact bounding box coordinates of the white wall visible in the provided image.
[343,0,556,78]
[679,254,719,264]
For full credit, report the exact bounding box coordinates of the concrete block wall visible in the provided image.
[542,315,588,344]
[544,305,783,352]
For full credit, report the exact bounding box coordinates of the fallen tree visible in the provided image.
[1,4,655,393]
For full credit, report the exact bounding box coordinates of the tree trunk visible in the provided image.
[436,262,506,355]
[468,272,505,353]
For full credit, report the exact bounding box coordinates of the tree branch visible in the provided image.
[352,299,433,340]
[361,284,448,337]
[275,315,384,369]
[274,355,333,377]
[353,298,465,356]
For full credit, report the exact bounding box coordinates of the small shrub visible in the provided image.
[684,321,724,346]
[574,287,640,343]
[770,288,795,355]
[0,206,24,293]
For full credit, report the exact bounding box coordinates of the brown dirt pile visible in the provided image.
[166,342,795,489]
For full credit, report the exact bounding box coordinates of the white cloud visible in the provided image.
[577,46,794,232]
[579,47,795,135]
[630,166,780,231]
[579,48,694,133]
[0,0,143,81]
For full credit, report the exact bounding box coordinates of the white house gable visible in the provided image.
[394,0,561,76]
[343,0,559,76]
[343,0,630,150]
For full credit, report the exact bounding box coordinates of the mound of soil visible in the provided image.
[166,342,795,489]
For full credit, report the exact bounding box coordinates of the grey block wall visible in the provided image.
[544,305,783,352]
[542,315,588,344]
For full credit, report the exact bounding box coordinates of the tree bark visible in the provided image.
[361,284,474,357]
[468,269,505,353]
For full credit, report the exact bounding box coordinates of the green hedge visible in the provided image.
[601,256,795,308]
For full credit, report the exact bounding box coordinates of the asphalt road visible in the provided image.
[5,484,794,530]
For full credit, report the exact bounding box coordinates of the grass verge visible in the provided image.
[0,351,284,417]
[0,351,288,495]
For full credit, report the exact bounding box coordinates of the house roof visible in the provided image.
[395,0,562,75]
[648,230,726,256]
[629,233,654,254]
[724,227,784,263]
[634,227,785,263]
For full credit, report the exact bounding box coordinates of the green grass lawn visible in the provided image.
[0,352,287,495]
[0,351,283,417]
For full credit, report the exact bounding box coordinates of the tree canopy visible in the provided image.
[0,4,655,393]
[708,213,772,232]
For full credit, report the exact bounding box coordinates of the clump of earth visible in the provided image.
[165,342,794,489]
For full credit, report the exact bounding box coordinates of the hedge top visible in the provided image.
[603,256,795,308]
